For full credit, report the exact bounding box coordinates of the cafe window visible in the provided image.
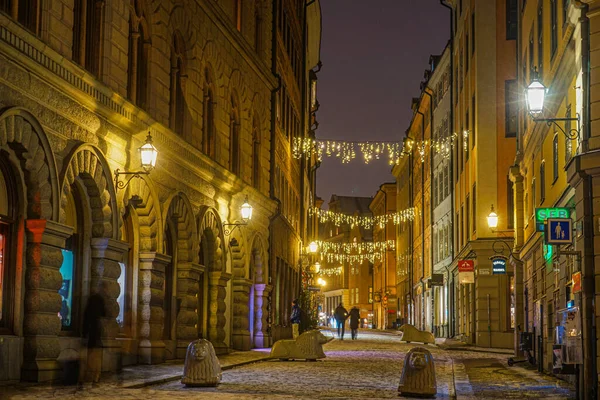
[59,247,75,329]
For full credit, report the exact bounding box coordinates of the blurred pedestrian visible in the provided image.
[290,299,302,339]
[79,281,107,386]
[334,304,348,339]
[349,306,360,340]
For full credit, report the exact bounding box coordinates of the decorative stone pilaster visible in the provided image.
[509,165,525,357]
[208,271,231,354]
[22,219,73,382]
[176,262,204,359]
[137,251,171,364]
[232,278,253,351]
[253,284,272,348]
[90,238,129,372]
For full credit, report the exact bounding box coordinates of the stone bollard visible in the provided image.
[181,339,222,387]
[270,330,332,361]
[398,347,437,398]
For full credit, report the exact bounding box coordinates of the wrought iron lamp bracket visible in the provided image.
[114,169,150,193]
[532,113,580,140]
[222,222,248,236]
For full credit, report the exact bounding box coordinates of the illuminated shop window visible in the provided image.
[117,262,126,328]
[59,249,74,329]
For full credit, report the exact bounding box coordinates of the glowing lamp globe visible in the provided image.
[526,70,546,115]
[241,196,253,221]
[487,205,499,229]
[308,241,318,254]
[139,133,158,171]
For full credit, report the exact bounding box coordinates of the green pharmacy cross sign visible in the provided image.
[535,208,570,232]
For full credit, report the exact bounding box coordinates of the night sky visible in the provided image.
[316,1,450,205]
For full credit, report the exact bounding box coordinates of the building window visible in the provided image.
[471,96,476,148]
[505,80,518,137]
[234,0,242,31]
[230,96,241,174]
[254,9,262,52]
[170,34,187,136]
[466,196,470,241]
[471,13,475,52]
[73,0,104,75]
[531,178,536,214]
[59,244,75,330]
[551,0,558,58]
[525,193,529,225]
[203,69,216,158]
[538,2,544,77]
[507,176,514,229]
[553,134,559,182]
[0,161,15,332]
[252,122,261,189]
[472,184,477,233]
[565,104,573,161]
[128,1,149,109]
[540,162,546,204]
[507,0,518,40]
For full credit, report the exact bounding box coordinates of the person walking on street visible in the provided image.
[290,299,302,339]
[79,281,108,386]
[334,303,348,339]
[349,306,360,340]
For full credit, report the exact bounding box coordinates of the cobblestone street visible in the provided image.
[0,331,575,399]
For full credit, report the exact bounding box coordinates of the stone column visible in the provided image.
[509,165,525,357]
[208,271,231,354]
[22,219,73,382]
[176,262,204,359]
[232,278,252,351]
[90,238,129,372]
[253,284,272,348]
[137,252,171,364]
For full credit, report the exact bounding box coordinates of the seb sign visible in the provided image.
[535,207,570,232]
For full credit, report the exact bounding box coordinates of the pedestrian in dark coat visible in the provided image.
[79,281,107,385]
[349,306,360,340]
[334,304,348,339]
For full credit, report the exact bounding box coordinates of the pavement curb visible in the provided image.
[442,347,513,356]
[122,355,272,389]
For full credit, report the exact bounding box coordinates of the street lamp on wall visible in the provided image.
[487,204,499,229]
[114,132,158,193]
[223,195,253,236]
[526,68,580,140]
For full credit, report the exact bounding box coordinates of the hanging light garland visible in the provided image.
[293,132,469,165]
[315,239,395,255]
[308,206,415,228]
[319,252,384,265]
[319,266,343,276]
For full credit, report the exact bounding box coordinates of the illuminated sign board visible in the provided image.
[535,208,570,232]
[491,256,507,274]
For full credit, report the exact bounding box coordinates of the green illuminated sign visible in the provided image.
[535,208,570,232]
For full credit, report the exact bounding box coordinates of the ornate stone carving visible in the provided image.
[253,283,272,348]
[181,339,221,387]
[270,330,332,361]
[207,271,230,353]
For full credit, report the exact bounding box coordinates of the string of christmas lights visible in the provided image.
[319,252,384,265]
[308,206,415,228]
[293,131,470,165]
[315,240,395,255]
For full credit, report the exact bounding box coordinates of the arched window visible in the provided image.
[203,68,216,158]
[73,0,105,75]
[0,0,39,33]
[128,0,150,109]
[170,34,187,136]
[252,122,261,189]
[230,96,241,175]
[0,157,16,333]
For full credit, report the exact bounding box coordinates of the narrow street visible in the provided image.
[1,331,575,399]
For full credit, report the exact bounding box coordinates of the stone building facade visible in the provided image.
[0,0,320,383]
